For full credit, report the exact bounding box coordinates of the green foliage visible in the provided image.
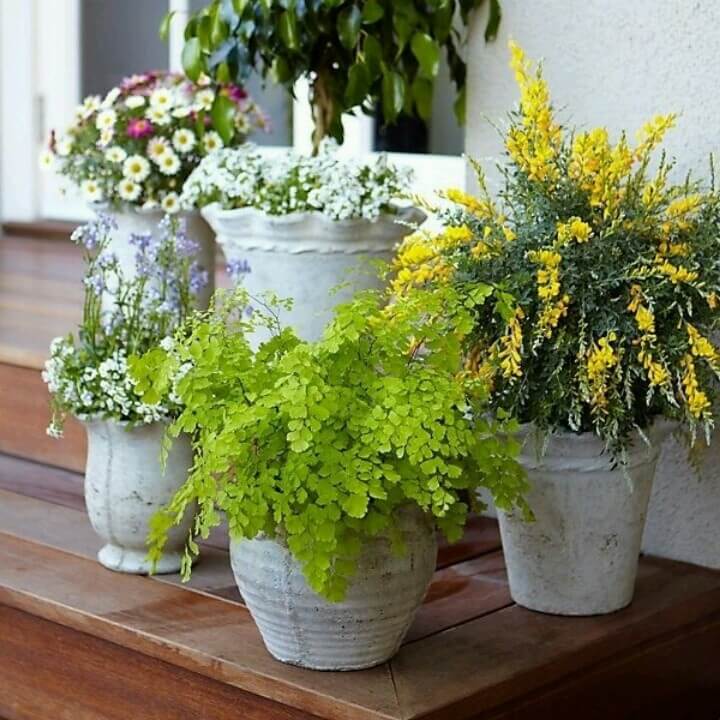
[172,0,501,150]
[132,282,528,600]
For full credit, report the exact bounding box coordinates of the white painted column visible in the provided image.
[465,0,720,569]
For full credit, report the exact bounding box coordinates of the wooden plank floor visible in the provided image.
[0,455,719,719]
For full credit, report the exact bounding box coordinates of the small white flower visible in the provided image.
[125,95,146,109]
[123,154,151,182]
[196,72,212,87]
[146,107,171,126]
[81,179,104,202]
[202,131,223,154]
[55,137,72,157]
[142,199,159,210]
[172,128,196,154]
[98,128,114,147]
[161,192,180,214]
[104,145,127,163]
[149,87,174,110]
[159,336,175,351]
[39,150,55,170]
[102,87,121,108]
[172,105,192,118]
[147,137,170,164]
[118,178,141,202]
[81,94,101,117]
[158,150,181,176]
[95,109,117,131]
[195,89,215,111]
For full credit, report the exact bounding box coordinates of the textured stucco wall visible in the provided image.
[466,1,720,186]
[465,1,720,568]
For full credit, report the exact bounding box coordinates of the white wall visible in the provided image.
[466,0,720,186]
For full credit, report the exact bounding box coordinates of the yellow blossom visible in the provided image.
[556,217,593,245]
[687,324,719,367]
[635,305,655,333]
[707,292,718,310]
[635,114,677,161]
[537,294,570,338]
[443,188,494,219]
[498,306,525,379]
[585,332,619,412]
[655,259,698,285]
[681,354,711,419]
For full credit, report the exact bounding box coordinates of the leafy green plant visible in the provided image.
[131,282,528,600]
[172,0,501,151]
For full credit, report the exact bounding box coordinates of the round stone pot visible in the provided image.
[201,204,424,341]
[498,425,661,616]
[93,204,215,309]
[83,419,194,574]
[230,507,437,670]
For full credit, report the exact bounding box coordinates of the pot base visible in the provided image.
[97,544,183,575]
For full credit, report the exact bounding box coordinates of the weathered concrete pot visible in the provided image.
[498,426,660,616]
[202,204,423,341]
[83,419,194,574]
[230,507,437,670]
[643,428,720,569]
[93,204,215,308]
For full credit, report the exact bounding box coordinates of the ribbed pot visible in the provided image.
[230,507,437,670]
[498,425,660,616]
[92,204,215,309]
[83,419,194,574]
[201,204,424,341]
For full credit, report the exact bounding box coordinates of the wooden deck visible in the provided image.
[1,229,720,718]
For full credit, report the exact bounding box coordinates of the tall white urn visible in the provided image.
[202,205,423,341]
[83,419,194,574]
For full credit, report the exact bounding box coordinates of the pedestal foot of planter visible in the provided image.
[97,544,183,575]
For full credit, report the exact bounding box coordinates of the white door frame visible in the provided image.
[0,0,465,223]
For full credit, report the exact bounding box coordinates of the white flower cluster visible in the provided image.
[42,337,170,436]
[181,139,412,221]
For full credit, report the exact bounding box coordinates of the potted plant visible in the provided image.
[161,0,500,337]
[131,282,528,669]
[181,140,422,338]
[41,70,265,307]
[42,213,208,573]
[391,42,720,615]
[177,0,501,152]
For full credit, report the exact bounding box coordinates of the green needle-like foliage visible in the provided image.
[131,282,527,601]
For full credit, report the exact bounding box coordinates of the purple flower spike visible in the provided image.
[226,259,251,282]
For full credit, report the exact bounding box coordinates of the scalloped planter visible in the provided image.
[230,507,437,670]
[83,419,194,574]
[92,204,215,308]
[498,426,660,616]
[202,204,423,340]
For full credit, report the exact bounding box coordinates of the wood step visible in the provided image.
[1,455,719,719]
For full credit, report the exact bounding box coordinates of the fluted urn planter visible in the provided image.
[230,507,437,670]
[202,204,423,340]
[83,419,194,574]
[498,425,661,616]
[93,205,215,308]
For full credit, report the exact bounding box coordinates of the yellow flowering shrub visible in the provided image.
[392,42,720,455]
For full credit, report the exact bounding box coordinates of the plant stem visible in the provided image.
[310,70,334,155]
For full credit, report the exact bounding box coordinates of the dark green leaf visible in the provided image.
[181,38,204,82]
[485,0,502,41]
[412,77,433,121]
[271,56,293,83]
[411,32,441,79]
[345,62,370,107]
[211,93,236,144]
[337,6,362,50]
[158,11,176,42]
[453,84,466,125]
[197,14,212,51]
[382,70,405,123]
[362,0,384,23]
[279,10,299,50]
[363,35,383,80]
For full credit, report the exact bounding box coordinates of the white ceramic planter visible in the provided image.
[202,204,423,341]
[84,419,194,574]
[230,507,437,670]
[94,204,215,309]
[498,426,660,616]
[643,428,720,569]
